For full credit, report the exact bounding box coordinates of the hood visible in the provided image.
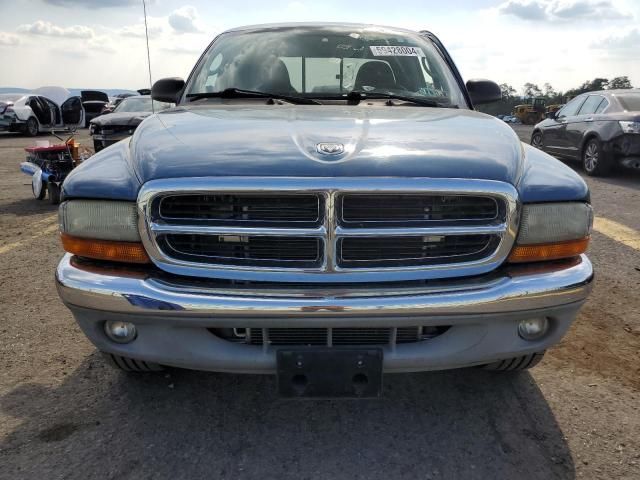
[31,86,70,106]
[131,105,524,184]
[81,90,109,102]
[92,111,151,126]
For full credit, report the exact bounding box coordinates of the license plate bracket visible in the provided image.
[277,348,383,398]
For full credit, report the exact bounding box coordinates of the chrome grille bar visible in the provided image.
[138,177,519,283]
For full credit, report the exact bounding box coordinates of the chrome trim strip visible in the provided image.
[56,253,593,318]
[151,223,327,237]
[334,225,506,237]
[137,177,519,283]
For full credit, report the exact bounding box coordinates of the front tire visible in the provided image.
[47,182,61,205]
[25,117,38,137]
[481,351,545,371]
[582,138,611,176]
[103,353,164,372]
[531,131,543,149]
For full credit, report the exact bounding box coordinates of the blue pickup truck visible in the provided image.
[55,23,593,397]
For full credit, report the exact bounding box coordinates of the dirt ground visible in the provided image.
[0,126,639,480]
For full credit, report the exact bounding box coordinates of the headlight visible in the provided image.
[509,202,592,263]
[619,121,640,134]
[89,123,96,135]
[59,200,149,263]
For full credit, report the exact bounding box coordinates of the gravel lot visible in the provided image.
[1,126,639,480]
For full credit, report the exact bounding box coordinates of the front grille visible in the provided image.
[340,194,499,227]
[140,178,517,280]
[160,234,322,268]
[210,326,448,346]
[158,194,321,226]
[339,235,497,268]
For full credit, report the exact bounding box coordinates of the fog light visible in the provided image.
[518,318,549,341]
[104,320,137,343]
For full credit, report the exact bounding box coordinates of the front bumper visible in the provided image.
[92,133,131,151]
[56,254,593,373]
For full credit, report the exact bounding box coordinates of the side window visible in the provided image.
[595,98,609,114]
[558,96,585,118]
[577,95,604,115]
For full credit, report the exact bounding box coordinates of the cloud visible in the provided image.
[168,5,202,34]
[595,28,640,51]
[17,20,94,39]
[498,0,632,22]
[118,23,164,38]
[162,45,202,55]
[43,0,140,7]
[0,32,20,46]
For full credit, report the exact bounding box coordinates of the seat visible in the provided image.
[259,59,295,94]
[354,62,397,91]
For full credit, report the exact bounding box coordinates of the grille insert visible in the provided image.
[210,326,449,346]
[159,194,321,226]
[339,235,497,268]
[339,194,499,227]
[161,235,322,268]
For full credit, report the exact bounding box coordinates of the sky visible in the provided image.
[0,0,639,94]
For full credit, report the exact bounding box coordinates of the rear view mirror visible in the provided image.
[466,79,502,105]
[61,97,82,125]
[152,78,185,104]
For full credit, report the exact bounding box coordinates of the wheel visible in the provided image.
[25,117,38,137]
[103,353,164,372]
[481,351,545,371]
[47,182,61,205]
[531,131,543,149]
[582,138,612,176]
[31,169,46,200]
[525,113,537,125]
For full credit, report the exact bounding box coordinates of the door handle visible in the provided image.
[585,117,593,122]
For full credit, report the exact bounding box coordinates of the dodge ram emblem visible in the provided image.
[316,143,344,155]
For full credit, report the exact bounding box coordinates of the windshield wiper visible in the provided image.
[339,90,456,108]
[186,88,322,105]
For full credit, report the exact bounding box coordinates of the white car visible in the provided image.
[0,87,84,136]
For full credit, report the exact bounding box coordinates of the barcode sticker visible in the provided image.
[370,46,424,57]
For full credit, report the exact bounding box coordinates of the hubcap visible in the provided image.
[584,143,598,171]
[532,134,542,148]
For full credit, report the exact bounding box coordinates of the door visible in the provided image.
[29,96,54,127]
[566,95,605,159]
[60,96,84,129]
[549,95,587,157]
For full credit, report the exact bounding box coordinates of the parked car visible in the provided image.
[100,93,136,115]
[0,87,84,136]
[81,90,109,127]
[56,24,593,397]
[90,95,174,152]
[531,89,640,175]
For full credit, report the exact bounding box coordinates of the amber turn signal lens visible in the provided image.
[508,237,589,263]
[61,233,150,264]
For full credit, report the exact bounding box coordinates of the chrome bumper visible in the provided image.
[56,254,593,373]
[57,254,593,322]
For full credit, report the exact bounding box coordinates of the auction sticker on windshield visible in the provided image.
[370,46,424,56]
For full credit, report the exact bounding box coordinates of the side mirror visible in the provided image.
[466,79,502,105]
[151,77,185,104]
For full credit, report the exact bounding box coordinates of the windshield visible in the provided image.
[186,26,467,107]
[114,97,173,113]
[617,93,640,112]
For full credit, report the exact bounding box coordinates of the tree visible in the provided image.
[608,76,633,89]
[566,77,610,98]
[543,83,556,98]
[523,82,542,98]
[499,83,516,100]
